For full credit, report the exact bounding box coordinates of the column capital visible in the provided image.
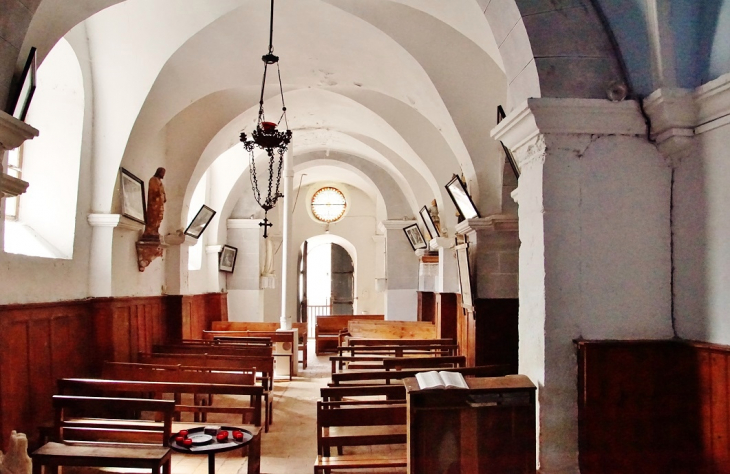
[228,218,264,229]
[87,213,143,232]
[1,172,29,197]
[455,214,518,236]
[378,219,416,232]
[492,98,646,154]
[0,110,39,151]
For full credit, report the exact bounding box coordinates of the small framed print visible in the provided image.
[403,223,427,251]
[119,168,146,224]
[419,206,439,240]
[219,245,238,273]
[12,47,37,122]
[445,174,480,220]
[502,141,520,179]
[455,243,474,311]
[184,205,216,239]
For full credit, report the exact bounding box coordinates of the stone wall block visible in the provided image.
[0,38,18,110]
[499,251,520,273]
[484,0,523,47]
[0,0,32,49]
[535,57,623,99]
[515,0,584,16]
[484,273,519,299]
[499,18,533,84]
[523,6,614,58]
[508,59,541,109]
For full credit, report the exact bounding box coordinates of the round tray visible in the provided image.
[169,426,253,454]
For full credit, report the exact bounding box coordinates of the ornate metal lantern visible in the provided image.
[240,0,291,238]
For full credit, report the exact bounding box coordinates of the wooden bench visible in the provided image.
[101,361,261,426]
[330,355,466,374]
[344,320,437,342]
[320,384,406,403]
[57,378,264,429]
[203,331,295,379]
[314,315,384,355]
[137,353,275,427]
[31,395,174,474]
[210,321,309,369]
[314,400,407,473]
[153,343,273,359]
[329,364,513,386]
[181,337,273,346]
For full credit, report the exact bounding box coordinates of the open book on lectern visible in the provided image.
[415,370,468,390]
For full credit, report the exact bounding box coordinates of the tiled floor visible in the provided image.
[171,344,331,474]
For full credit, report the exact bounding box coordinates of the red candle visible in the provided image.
[175,436,185,443]
[183,439,193,447]
[178,430,188,437]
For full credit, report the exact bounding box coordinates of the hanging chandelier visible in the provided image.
[240,0,292,238]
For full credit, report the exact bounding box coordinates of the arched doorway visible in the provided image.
[301,238,355,336]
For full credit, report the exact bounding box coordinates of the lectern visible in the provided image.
[405,374,536,474]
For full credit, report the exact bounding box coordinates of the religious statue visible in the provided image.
[0,431,32,474]
[142,167,166,241]
[429,199,444,237]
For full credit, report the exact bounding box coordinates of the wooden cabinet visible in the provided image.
[405,375,536,474]
[417,291,435,322]
[435,292,458,342]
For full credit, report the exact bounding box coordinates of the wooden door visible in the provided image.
[330,244,353,315]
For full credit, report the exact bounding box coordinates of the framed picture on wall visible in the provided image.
[403,223,427,251]
[445,174,480,220]
[12,47,37,122]
[119,168,146,224]
[184,205,216,239]
[419,206,439,240]
[219,245,238,272]
[455,242,474,311]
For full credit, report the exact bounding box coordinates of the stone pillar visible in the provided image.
[430,237,458,294]
[492,98,674,473]
[162,232,196,295]
[280,145,296,330]
[455,215,519,299]
[372,234,386,293]
[87,214,142,296]
[227,219,265,322]
[205,245,223,293]
[379,220,419,321]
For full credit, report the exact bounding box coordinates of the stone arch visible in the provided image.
[480,0,626,110]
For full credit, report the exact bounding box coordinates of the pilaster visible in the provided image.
[226,218,265,322]
[379,219,419,321]
[491,98,673,474]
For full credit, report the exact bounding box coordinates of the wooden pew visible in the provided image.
[57,378,264,429]
[181,337,273,346]
[101,361,260,426]
[138,352,275,426]
[210,321,309,369]
[320,384,406,403]
[153,343,273,358]
[314,314,385,355]
[329,364,513,386]
[31,395,174,474]
[314,400,407,473]
[330,355,466,374]
[203,331,295,379]
[344,320,437,342]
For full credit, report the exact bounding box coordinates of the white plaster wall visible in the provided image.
[519,133,674,472]
[674,120,730,343]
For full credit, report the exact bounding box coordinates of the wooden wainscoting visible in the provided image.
[0,292,226,451]
[576,339,729,474]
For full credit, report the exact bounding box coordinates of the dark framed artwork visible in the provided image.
[497,105,506,124]
[119,168,146,224]
[455,243,474,311]
[12,47,37,121]
[219,245,238,272]
[184,205,216,239]
[502,141,520,179]
[445,174,480,220]
[403,223,427,251]
[419,206,439,240]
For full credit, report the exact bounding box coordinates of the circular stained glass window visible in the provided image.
[311,187,347,223]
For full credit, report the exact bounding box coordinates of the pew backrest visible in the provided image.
[346,320,437,340]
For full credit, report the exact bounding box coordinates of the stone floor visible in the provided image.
[170,343,406,474]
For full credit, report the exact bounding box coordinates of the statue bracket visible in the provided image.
[136,237,167,272]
